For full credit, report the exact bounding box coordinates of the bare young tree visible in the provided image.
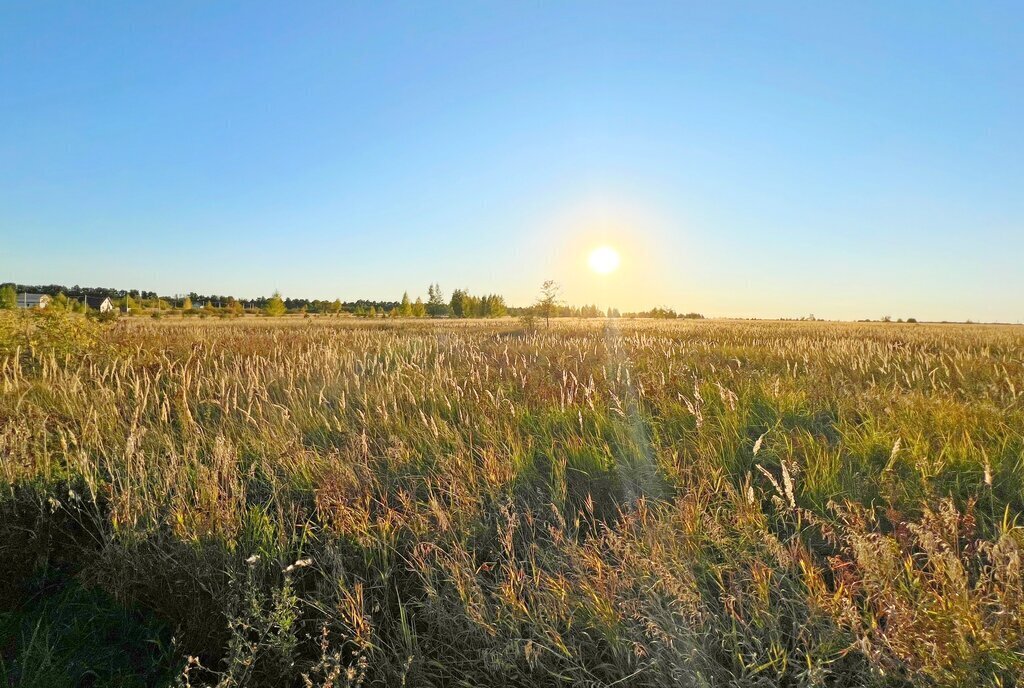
[535,280,561,329]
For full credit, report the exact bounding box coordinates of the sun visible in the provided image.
[588,245,620,274]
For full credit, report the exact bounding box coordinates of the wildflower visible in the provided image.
[283,557,314,574]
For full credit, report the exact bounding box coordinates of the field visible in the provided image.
[2,313,1023,687]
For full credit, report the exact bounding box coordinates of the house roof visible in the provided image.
[17,293,50,307]
[82,295,111,308]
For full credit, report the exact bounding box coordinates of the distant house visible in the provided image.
[82,296,114,313]
[16,293,50,309]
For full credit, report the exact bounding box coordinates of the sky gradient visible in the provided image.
[2,1,1022,321]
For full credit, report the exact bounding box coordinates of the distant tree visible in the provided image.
[427,283,448,317]
[645,307,678,319]
[264,291,287,317]
[47,292,70,312]
[412,297,426,318]
[483,294,507,318]
[449,288,467,317]
[535,280,561,329]
[0,285,16,310]
[466,294,481,317]
[399,292,413,317]
[182,296,193,312]
[906,317,918,324]
[330,299,343,316]
[226,297,244,317]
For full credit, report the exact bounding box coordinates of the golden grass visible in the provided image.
[2,312,1023,686]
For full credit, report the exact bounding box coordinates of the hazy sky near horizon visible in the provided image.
[2,2,1022,321]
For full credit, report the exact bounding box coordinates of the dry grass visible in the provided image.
[2,312,1023,686]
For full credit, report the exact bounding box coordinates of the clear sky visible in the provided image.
[2,1,1022,321]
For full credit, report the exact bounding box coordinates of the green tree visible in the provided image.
[450,288,471,318]
[412,297,426,318]
[182,296,193,311]
[264,291,287,317]
[535,280,561,329]
[47,292,69,312]
[399,292,413,317]
[427,283,448,317]
[0,285,17,309]
[449,289,459,317]
[226,297,244,317]
[485,294,507,318]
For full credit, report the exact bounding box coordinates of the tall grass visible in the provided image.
[1,312,1022,686]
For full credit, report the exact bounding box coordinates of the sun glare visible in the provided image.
[588,245,620,275]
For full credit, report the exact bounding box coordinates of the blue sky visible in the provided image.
[2,1,1021,320]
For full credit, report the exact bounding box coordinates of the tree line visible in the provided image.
[620,307,704,319]
[2,281,702,321]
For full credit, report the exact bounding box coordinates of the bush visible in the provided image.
[0,309,102,358]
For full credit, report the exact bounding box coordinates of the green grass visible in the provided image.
[1,576,177,687]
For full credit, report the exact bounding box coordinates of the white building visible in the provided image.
[82,296,114,313]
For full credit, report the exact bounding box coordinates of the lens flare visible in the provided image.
[588,246,620,274]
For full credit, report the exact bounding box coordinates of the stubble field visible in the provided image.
[2,314,1023,686]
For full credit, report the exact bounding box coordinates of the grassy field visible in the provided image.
[2,312,1023,687]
